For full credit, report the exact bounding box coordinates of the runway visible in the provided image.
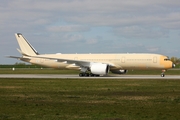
[0,74,180,79]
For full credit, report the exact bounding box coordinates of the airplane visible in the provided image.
[8,33,175,77]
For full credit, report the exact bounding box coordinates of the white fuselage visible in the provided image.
[23,53,173,71]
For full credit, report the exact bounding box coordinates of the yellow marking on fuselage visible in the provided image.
[160,56,172,69]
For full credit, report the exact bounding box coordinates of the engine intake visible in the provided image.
[90,63,109,75]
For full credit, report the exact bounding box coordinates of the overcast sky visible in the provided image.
[1,0,180,64]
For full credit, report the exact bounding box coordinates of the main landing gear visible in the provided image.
[79,73,100,77]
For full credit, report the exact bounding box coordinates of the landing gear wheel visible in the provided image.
[90,73,94,77]
[84,73,89,77]
[161,70,166,77]
[89,73,100,77]
[79,73,90,77]
[79,73,84,77]
[161,74,165,77]
[79,73,100,77]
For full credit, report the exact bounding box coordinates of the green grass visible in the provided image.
[0,78,180,120]
[0,64,43,68]
[1,64,180,75]
[0,68,80,74]
[0,68,180,75]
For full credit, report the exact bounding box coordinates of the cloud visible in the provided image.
[1,0,180,35]
[86,38,98,44]
[113,26,169,39]
[1,0,180,63]
[47,25,90,32]
[2,0,180,27]
[59,33,84,43]
[146,47,160,52]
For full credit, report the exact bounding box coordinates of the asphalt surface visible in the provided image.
[0,74,180,79]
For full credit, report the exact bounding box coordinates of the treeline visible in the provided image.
[0,62,43,68]
[170,57,180,64]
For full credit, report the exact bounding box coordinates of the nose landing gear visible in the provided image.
[161,73,165,77]
[161,70,166,77]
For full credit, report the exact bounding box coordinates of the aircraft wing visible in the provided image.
[30,55,114,68]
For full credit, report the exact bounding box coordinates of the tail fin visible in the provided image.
[15,33,39,56]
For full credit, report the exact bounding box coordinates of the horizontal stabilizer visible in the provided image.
[6,56,31,61]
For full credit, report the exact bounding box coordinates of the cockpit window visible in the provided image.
[164,58,170,61]
[164,56,170,61]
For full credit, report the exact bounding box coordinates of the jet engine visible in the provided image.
[90,63,109,75]
[110,69,128,74]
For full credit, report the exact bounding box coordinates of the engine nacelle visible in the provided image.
[90,63,109,75]
[110,69,128,74]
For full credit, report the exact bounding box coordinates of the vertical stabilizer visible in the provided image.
[15,33,39,56]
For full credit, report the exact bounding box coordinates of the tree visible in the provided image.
[171,57,180,64]
[14,62,26,65]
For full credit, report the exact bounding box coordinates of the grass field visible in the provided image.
[0,68,80,74]
[0,78,180,120]
[0,68,180,75]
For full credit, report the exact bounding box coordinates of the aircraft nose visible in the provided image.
[172,63,176,68]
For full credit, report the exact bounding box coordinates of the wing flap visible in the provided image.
[57,59,90,67]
